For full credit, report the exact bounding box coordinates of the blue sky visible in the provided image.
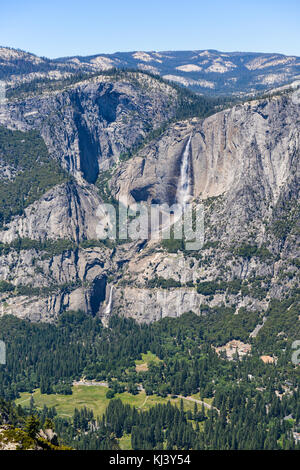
[0,0,299,58]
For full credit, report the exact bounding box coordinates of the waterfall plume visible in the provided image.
[176,136,192,209]
[104,286,114,315]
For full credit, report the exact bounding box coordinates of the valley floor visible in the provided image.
[15,385,211,419]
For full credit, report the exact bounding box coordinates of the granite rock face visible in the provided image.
[0,78,299,322]
[112,94,299,210]
[1,73,177,182]
[0,182,104,243]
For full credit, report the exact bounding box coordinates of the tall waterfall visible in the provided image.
[176,136,192,209]
[104,286,114,315]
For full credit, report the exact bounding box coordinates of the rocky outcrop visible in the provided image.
[0,181,104,243]
[113,286,203,323]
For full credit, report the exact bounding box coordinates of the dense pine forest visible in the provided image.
[0,126,70,226]
[0,301,299,449]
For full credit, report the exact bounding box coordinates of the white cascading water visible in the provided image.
[176,136,192,209]
[104,285,114,315]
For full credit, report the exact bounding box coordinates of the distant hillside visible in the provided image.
[1,46,300,95]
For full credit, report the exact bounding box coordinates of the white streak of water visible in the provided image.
[176,136,192,209]
[104,285,114,315]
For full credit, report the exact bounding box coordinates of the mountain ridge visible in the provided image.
[1,45,300,95]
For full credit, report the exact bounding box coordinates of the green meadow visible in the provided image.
[135,351,161,366]
[16,385,196,419]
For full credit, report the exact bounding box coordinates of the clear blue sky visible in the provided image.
[0,0,299,58]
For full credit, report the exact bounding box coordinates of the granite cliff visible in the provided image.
[0,69,299,323]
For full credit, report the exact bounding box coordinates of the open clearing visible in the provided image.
[16,385,197,418]
[135,351,161,372]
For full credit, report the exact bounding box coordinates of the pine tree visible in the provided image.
[25,415,40,439]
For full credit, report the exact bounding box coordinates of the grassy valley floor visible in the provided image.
[15,385,199,419]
